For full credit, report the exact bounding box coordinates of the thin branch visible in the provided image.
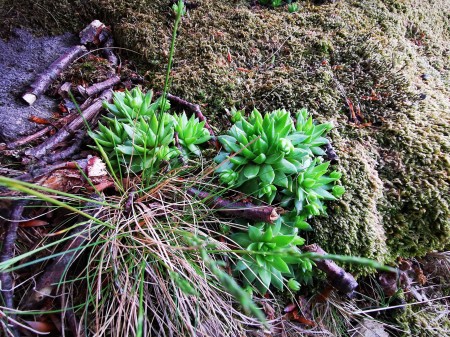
[22,45,87,106]
[38,130,86,165]
[302,244,358,296]
[187,187,280,223]
[25,89,112,158]
[78,75,120,98]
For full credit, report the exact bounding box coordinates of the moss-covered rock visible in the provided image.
[2,0,449,267]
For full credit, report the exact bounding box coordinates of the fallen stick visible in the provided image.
[24,196,103,309]
[78,75,120,98]
[302,244,358,296]
[38,130,85,165]
[22,45,87,106]
[14,158,89,183]
[25,89,112,158]
[6,112,79,150]
[6,125,53,150]
[325,142,338,163]
[0,200,27,337]
[166,93,219,149]
[187,187,280,223]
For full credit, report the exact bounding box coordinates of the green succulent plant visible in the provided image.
[103,88,170,121]
[173,112,211,156]
[232,222,312,294]
[288,3,299,12]
[215,108,336,206]
[89,87,211,174]
[280,158,345,217]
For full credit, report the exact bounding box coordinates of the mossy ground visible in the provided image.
[2,0,449,266]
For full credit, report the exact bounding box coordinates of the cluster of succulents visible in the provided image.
[216,107,344,294]
[89,87,210,174]
[90,89,344,296]
[232,221,312,294]
[215,108,342,218]
[173,112,211,156]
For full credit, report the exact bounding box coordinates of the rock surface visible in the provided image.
[0,29,78,142]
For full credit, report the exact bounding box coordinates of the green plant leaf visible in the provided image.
[248,226,262,242]
[260,164,275,184]
[272,235,295,247]
[272,256,291,274]
[243,164,260,179]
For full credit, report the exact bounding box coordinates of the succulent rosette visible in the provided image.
[232,221,312,294]
[215,108,339,207]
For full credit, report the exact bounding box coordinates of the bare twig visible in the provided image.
[124,188,136,214]
[25,89,112,158]
[103,34,119,68]
[78,75,120,98]
[325,142,338,163]
[22,45,87,106]
[5,112,79,150]
[5,126,53,150]
[38,130,85,165]
[174,132,188,166]
[187,187,280,223]
[302,244,358,296]
[14,158,90,182]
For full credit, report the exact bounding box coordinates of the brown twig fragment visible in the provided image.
[22,45,87,106]
[166,93,219,150]
[78,75,120,98]
[38,130,85,165]
[25,89,112,158]
[303,244,358,296]
[187,187,280,223]
[0,200,27,336]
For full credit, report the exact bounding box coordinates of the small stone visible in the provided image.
[421,73,430,81]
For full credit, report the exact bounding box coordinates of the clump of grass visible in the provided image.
[76,174,263,336]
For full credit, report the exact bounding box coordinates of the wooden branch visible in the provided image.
[22,45,87,106]
[187,187,280,223]
[24,196,103,309]
[166,93,219,149]
[14,158,90,183]
[6,112,78,151]
[302,244,358,295]
[25,89,112,158]
[0,200,27,327]
[78,75,120,98]
[38,130,85,165]
[79,20,118,69]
